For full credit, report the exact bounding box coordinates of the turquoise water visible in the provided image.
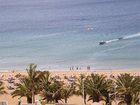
[0,0,140,70]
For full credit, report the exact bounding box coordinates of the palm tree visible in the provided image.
[60,84,75,103]
[85,73,112,104]
[39,71,51,90]
[12,64,42,103]
[0,81,6,95]
[101,79,115,105]
[41,81,63,103]
[114,73,140,105]
[39,71,63,103]
[11,78,33,103]
[39,71,52,102]
[26,63,41,103]
[75,74,87,105]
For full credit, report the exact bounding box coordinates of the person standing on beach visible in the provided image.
[87,65,90,70]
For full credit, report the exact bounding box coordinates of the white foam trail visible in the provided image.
[123,32,140,39]
[32,32,63,39]
[103,32,140,44]
[106,39,119,43]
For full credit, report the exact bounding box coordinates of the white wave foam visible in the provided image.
[32,31,77,39]
[32,33,61,39]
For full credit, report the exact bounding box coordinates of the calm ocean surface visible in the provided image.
[0,0,140,70]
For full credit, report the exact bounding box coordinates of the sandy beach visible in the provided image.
[1,0,140,105]
[0,69,140,105]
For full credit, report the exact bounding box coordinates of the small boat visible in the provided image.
[99,41,106,45]
[99,37,124,45]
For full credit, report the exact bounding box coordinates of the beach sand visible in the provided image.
[0,69,140,105]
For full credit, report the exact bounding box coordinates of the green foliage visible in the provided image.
[39,71,62,103]
[40,80,62,103]
[39,71,75,103]
[75,74,87,104]
[60,84,75,103]
[115,73,140,105]
[12,63,41,103]
[26,63,41,103]
[85,73,112,104]
[11,78,32,103]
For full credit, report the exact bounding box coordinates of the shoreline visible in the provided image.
[0,65,140,72]
[0,67,140,71]
[0,68,140,77]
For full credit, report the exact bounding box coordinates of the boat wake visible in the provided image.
[106,39,119,43]
[99,32,140,45]
[123,32,140,39]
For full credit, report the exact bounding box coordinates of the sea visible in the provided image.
[0,0,140,70]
